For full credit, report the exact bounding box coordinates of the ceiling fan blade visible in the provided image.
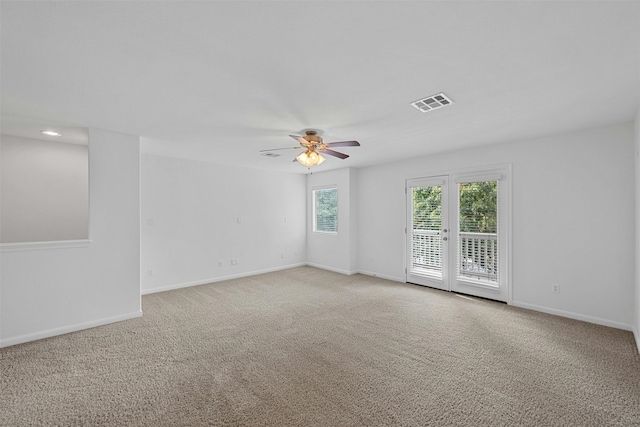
[322,149,349,159]
[259,147,302,152]
[325,140,360,147]
[289,135,308,146]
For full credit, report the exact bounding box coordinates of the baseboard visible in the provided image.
[141,263,307,295]
[634,328,640,355]
[0,310,143,348]
[357,269,406,283]
[511,301,633,331]
[305,262,358,276]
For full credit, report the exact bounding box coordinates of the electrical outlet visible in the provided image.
[281,252,285,259]
[147,269,153,277]
[551,284,560,294]
[231,258,238,266]
[218,260,224,267]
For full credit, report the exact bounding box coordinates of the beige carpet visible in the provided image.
[1,266,639,426]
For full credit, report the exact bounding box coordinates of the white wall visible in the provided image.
[306,168,358,274]
[0,128,141,347]
[357,123,635,329]
[635,109,640,350]
[1,135,88,243]
[140,154,306,293]
[2,122,634,347]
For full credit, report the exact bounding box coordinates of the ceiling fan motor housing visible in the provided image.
[303,130,323,145]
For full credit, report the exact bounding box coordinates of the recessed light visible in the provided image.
[41,130,62,137]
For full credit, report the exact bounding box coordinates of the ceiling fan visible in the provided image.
[260,130,360,168]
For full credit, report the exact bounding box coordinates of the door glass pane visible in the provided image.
[412,186,442,276]
[458,181,498,282]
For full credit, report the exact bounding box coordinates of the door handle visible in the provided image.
[442,229,448,233]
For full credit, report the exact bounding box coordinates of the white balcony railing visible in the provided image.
[411,231,498,282]
[459,232,497,282]
[411,230,442,274]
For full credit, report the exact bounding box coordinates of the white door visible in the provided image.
[407,168,510,302]
[406,176,450,291]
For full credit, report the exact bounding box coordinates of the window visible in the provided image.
[313,187,337,233]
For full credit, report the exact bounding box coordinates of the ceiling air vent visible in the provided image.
[261,152,281,158]
[411,92,453,113]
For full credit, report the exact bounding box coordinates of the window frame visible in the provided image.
[312,186,338,234]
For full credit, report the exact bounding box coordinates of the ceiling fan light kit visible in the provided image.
[261,130,361,169]
[296,150,326,167]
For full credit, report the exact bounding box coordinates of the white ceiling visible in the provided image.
[0,119,88,146]
[2,1,639,174]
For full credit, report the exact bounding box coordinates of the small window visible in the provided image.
[313,187,337,233]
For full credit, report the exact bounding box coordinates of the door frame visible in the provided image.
[405,164,513,304]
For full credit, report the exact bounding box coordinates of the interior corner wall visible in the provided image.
[140,154,306,294]
[635,109,640,351]
[0,128,141,347]
[306,167,358,274]
[349,168,359,273]
[357,122,635,329]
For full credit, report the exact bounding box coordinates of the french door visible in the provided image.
[406,168,510,302]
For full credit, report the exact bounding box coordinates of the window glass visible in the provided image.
[458,181,498,282]
[313,187,337,233]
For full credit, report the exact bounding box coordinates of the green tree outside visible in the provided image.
[412,186,441,230]
[458,181,497,233]
[412,182,497,232]
[314,188,337,232]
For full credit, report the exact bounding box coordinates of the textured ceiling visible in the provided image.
[2,1,639,174]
